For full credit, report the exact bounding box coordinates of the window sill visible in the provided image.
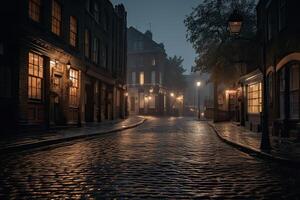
[28,99,43,104]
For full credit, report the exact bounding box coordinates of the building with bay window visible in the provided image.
[257,0,300,139]
[0,0,127,132]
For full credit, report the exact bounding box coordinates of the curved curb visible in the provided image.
[207,122,300,166]
[0,118,147,154]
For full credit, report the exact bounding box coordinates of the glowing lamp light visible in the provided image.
[170,93,175,97]
[149,88,154,93]
[124,92,129,97]
[228,10,243,35]
[196,81,201,87]
[66,61,71,71]
[148,96,152,100]
[226,90,237,95]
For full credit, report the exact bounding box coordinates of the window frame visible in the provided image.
[289,64,300,119]
[51,0,62,36]
[247,82,262,114]
[28,0,41,22]
[69,68,79,108]
[84,29,90,58]
[28,52,44,101]
[92,37,99,64]
[69,16,78,47]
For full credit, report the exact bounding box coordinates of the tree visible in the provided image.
[164,56,186,92]
[185,0,257,122]
[184,0,257,84]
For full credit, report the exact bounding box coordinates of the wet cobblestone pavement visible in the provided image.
[1,117,300,199]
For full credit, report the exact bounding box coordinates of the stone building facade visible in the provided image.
[0,0,127,132]
[257,0,300,138]
[127,27,167,115]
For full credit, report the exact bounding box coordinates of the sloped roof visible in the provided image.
[127,26,166,54]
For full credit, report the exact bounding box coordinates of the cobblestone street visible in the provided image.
[1,117,300,199]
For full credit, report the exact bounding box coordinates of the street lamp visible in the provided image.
[170,92,174,97]
[228,10,270,151]
[228,10,243,36]
[196,81,201,120]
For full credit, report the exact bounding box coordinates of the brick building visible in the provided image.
[0,0,127,132]
[257,0,300,138]
[127,27,168,115]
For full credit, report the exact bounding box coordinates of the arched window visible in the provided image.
[278,63,300,119]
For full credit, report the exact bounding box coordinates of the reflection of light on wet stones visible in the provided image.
[0,117,299,199]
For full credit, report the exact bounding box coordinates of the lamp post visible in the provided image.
[228,10,270,151]
[196,81,201,120]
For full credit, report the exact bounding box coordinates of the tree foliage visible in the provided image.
[184,0,257,84]
[164,56,186,92]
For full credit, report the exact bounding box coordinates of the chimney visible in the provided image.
[145,30,152,40]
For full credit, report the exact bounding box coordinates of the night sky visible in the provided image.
[111,0,200,73]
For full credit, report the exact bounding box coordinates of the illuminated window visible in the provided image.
[247,82,262,114]
[92,38,99,63]
[289,64,299,119]
[139,72,144,85]
[51,0,61,35]
[84,29,90,58]
[29,0,41,22]
[28,52,43,100]
[69,69,79,107]
[69,16,77,47]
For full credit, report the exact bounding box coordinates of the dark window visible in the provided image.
[94,3,99,23]
[84,29,90,58]
[28,0,41,22]
[51,0,61,36]
[92,37,99,63]
[278,0,287,31]
[289,64,299,119]
[100,44,107,68]
[279,68,285,119]
[69,16,78,47]
[267,9,272,40]
[0,66,11,98]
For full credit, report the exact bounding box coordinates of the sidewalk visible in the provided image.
[209,122,300,165]
[0,116,146,153]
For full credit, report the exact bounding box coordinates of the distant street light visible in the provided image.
[170,93,174,97]
[196,81,201,120]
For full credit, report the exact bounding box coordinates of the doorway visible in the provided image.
[85,84,94,122]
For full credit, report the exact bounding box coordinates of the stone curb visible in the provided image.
[0,118,146,154]
[207,122,300,166]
